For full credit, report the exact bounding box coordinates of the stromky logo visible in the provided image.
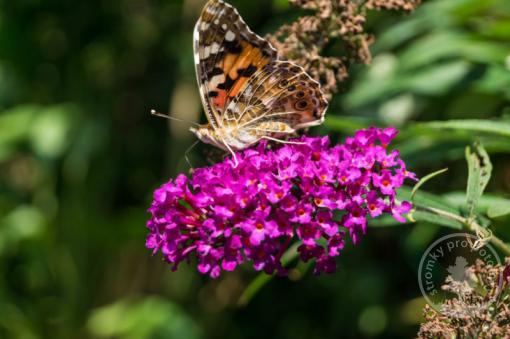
[418,233,501,312]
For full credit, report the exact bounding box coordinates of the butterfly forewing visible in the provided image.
[194,0,277,128]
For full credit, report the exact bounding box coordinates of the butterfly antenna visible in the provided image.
[150,109,200,127]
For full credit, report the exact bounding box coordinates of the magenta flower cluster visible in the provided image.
[146,127,416,278]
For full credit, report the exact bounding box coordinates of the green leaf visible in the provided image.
[465,143,493,220]
[238,241,300,306]
[394,135,510,169]
[344,60,471,107]
[411,168,449,200]
[375,16,432,51]
[399,32,465,69]
[400,61,471,95]
[411,209,463,229]
[412,119,510,138]
[487,202,510,218]
[399,32,508,69]
[398,186,460,215]
[236,273,272,307]
[474,65,510,97]
[398,187,464,229]
[442,192,510,215]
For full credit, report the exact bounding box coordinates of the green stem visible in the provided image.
[415,205,510,257]
[488,235,510,258]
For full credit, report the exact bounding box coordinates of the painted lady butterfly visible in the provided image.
[190,0,328,164]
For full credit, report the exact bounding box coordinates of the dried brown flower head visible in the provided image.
[417,258,510,338]
[267,0,421,100]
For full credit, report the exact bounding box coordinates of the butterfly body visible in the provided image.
[190,123,258,151]
[191,0,328,156]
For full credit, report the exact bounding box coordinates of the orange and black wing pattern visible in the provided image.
[193,0,277,129]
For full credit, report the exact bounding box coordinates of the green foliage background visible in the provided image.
[0,0,509,338]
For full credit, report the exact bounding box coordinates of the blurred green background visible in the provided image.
[1,0,509,338]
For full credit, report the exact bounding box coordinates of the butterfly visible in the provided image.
[189,0,328,165]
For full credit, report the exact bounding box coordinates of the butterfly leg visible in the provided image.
[185,140,200,170]
[222,140,239,168]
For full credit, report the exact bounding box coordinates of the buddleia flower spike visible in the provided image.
[146,127,417,278]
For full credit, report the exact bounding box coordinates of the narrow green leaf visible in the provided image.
[400,60,471,95]
[238,242,300,307]
[237,273,272,307]
[465,143,493,220]
[398,186,460,215]
[399,31,508,69]
[413,120,510,138]
[411,168,449,200]
[344,61,470,107]
[411,210,463,229]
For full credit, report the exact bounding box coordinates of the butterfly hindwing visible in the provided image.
[194,0,277,129]
[225,61,328,135]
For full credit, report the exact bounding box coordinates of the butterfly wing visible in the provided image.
[193,0,277,130]
[225,61,328,136]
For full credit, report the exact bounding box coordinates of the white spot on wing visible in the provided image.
[225,30,235,41]
[210,74,225,88]
[203,46,210,59]
[210,42,220,54]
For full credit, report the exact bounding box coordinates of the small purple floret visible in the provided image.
[146,127,416,277]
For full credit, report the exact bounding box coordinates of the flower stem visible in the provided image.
[488,235,510,258]
[415,205,510,257]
